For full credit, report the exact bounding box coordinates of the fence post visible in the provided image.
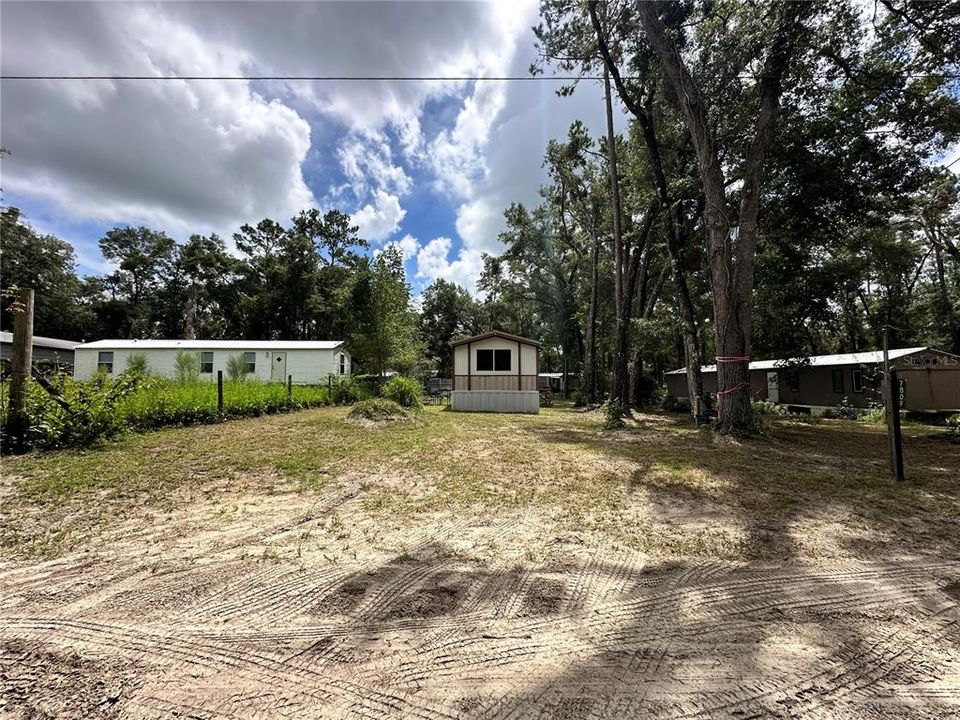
[217,370,224,414]
[287,374,292,403]
[8,288,35,451]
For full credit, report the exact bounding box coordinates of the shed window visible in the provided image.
[339,353,346,375]
[476,349,494,371]
[787,371,800,393]
[494,349,511,371]
[200,351,214,374]
[831,368,844,394]
[243,352,256,374]
[97,351,113,373]
[851,368,864,393]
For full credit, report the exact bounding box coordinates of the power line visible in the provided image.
[2,73,959,81]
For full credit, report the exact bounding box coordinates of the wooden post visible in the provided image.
[517,341,522,391]
[8,288,35,450]
[467,342,472,391]
[217,370,224,413]
[882,327,905,482]
[287,374,292,402]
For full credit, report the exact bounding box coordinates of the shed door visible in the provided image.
[271,352,287,383]
[767,371,779,403]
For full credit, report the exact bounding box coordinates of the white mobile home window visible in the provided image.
[851,368,864,393]
[97,351,114,373]
[200,351,214,374]
[339,353,346,375]
[243,352,256,374]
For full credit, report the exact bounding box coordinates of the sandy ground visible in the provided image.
[1,472,958,720]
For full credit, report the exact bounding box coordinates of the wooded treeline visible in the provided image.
[2,1,959,432]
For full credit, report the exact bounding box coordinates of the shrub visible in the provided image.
[328,376,362,405]
[174,351,200,383]
[946,413,960,443]
[752,400,789,416]
[830,397,860,420]
[126,352,150,376]
[862,403,886,424]
[381,375,423,408]
[661,395,691,413]
[602,399,626,430]
[226,353,248,382]
[571,390,586,407]
[346,398,409,423]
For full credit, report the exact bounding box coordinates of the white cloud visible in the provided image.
[415,236,487,290]
[1,3,314,238]
[337,130,411,198]
[351,190,406,242]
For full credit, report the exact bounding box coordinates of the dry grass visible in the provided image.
[1,405,957,563]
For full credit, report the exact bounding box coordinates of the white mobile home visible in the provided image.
[451,331,540,413]
[73,339,350,384]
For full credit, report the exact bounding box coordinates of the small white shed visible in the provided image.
[72,339,350,384]
[451,331,540,413]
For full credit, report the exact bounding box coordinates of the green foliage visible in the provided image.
[125,352,150,377]
[752,400,790,417]
[419,279,481,375]
[946,414,960,443]
[571,390,586,407]
[328,376,363,405]
[862,403,886,424]
[0,375,330,451]
[346,398,410,423]
[824,397,860,421]
[602,399,626,430]
[381,375,424,409]
[226,353,248,382]
[661,395,691,413]
[0,372,141,451]
[174,351,200,384]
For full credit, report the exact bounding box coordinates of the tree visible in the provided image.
[420,279,480,375]
[350,245,421,378]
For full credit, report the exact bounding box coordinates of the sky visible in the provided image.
[0,0,620,294]
[2,1,958,297]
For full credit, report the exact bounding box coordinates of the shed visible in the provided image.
[0,331,78,372]
[665,347,960,413]
[72,339,350,384]
[451,331,540,413]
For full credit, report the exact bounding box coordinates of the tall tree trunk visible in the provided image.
[636,1,803,432]
[603,66,630,408]
[584,235,600,404]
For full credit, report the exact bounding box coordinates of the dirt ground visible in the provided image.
[1,407,958,718]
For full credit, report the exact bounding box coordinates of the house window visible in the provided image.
[97,351,114,373]
[494,349,511,371]
[851,368,864,393]
[476,349,494,371]
[200,351,214,374]
[339,353,346,375]
[831,368,844,394]
[243,352,256,374]
[788,372,800,393]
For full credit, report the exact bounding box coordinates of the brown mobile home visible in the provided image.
[451,331,540,413]
[665,347,960,413]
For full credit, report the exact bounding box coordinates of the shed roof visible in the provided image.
[0,331,79,351]
[451,330,541,347]
[74,339,344,351]
[665,347,938,375]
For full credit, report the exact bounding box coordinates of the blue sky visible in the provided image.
[0,0,621,297]
[2,1,957,298]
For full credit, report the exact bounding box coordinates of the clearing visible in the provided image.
[1,406,958,718]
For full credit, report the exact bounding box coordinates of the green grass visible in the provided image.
[2,405,957,562]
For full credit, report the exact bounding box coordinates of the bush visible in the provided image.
[226,353,248,382]
[571,390,586,407]
[828,396,860,420]
[946,413,960,443]
[862,403,886,423]
[328,376,362,405]
[346,398,409,423]
[126,352,150,376]
[752,399,790,416]
[381,375,423,408]
[661,395,691,413]
[174,351,200,383]
[602,399,626,430]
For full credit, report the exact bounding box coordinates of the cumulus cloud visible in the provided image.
[351,190,406,242]
[0,2,314,237]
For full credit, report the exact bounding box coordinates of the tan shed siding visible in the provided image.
[453,345,468,375]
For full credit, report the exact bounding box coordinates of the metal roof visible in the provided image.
[74,339,344,351]
[451,330,541,347]
[665,347,935,375]
[0,331,80,350]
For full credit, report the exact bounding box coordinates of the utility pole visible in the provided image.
[8,288,35,451]
[883,326,905,481]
